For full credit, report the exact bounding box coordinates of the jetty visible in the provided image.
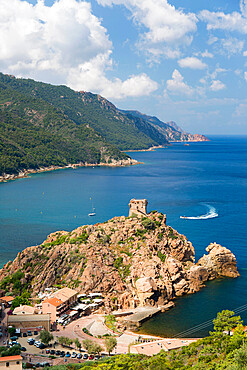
[113,303,175,330]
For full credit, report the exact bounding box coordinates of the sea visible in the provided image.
[0,135,246,338]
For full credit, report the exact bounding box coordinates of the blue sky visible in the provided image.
[0,0,247,135]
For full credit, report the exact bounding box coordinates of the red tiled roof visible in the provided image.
[0,296,14,302]
[43,297,63,307]
[0,355,22,362]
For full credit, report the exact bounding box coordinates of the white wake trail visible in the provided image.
[180,204,218,220]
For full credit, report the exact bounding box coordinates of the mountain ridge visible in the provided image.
[0,73,208,177]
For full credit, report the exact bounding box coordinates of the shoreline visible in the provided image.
[0,158,142,184]
[126,145,166,153]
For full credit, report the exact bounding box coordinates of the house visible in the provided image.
[8,314,51,331]
[42,298,64,322]
[130,338,198,356]
[0,296,14,307]
[42,287,78,321]
[13,305,35,315]
[0,355,22,369]
[52,287,78,308]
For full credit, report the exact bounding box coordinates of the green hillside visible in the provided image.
[0,74,169,151]
[0,80,128,175]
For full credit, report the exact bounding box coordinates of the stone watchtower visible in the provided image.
[129,199,148,217]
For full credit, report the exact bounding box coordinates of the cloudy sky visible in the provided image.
[1,0,247,134]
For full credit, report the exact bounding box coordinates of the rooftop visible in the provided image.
[13,305,35,315]
[0,296,14,302]
[43,297,63,307]
[0,355,22,362]
[8,314,50,322]
[52,287,77,302]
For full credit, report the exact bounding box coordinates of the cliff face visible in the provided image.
[0,212,238,311]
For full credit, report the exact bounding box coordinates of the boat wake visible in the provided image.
[180,204,218,220]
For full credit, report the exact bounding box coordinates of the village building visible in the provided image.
[13,305,35,315]
[42,297,64,322]
[130,338,198,356]
[0,355,22,369]
[8,314,51,331]
[42,287,78,321]
[0,296,14,307]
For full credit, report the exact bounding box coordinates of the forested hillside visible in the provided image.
[122,110,209,142]
[0,74,169,152]
[0,80,128,175]
[0,73,208,177]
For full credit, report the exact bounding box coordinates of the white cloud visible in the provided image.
[210,67,227,79]
[201,50,213,58]
[0,0,157,100]
[178,57,207,69]
[166,69,193,96]
[210,80,226,91]
[69,57,158,99]
[221,38,244,56]
[244,71,247,81]
[199,1,247,33]
[97,0,197,59]
[243,51,247,56]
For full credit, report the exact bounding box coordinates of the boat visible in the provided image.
[88,210,96,217]
[88,198,96,216]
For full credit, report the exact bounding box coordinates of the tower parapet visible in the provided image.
[129,199,148,217]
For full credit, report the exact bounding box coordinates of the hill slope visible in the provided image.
[122,110,209,142]
[0,80,129,176]
[0,74,169,152]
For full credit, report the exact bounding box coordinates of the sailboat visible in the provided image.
[88,197,96,217]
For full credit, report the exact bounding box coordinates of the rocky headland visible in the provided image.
[0,207,239,316]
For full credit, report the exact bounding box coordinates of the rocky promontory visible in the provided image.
[0,209,239,313]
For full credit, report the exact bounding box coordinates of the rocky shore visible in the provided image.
[0,208,239,324]
[0,158,140,183]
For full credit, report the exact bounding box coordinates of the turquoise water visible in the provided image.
[0,136,246,337]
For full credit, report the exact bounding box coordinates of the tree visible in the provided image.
[11,292,31,310]
[104,336,117,355]
[83,339,94,353]
[74,338,81,351]
[91,343,103,355]
[8,327,16,336]
[234,343,247,369]
[39,330,53,345]
[58,336,66,346]
[213,310,243,334]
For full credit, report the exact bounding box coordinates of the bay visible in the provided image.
[0,135,246,337]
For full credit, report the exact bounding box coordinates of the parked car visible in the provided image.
[83,353,88,359]
[94,355,100,360]
[27,338,35,345]
[89,354,94,360]
[21,347,27,351]
[50,350,55,355]
[23,332,27,337]
[60,352,65,357]
[46,349,50,354]
[65,352,71,357]
[55,350,61,356]
[39,343,45,349]
[71,352,77,358]
[10,336,18,341]
[34,331,38,335]
[27,330,32,336]
[77,353,82,359]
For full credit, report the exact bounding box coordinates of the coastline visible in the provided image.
[0,158,142,184]
[126,145,166,153]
